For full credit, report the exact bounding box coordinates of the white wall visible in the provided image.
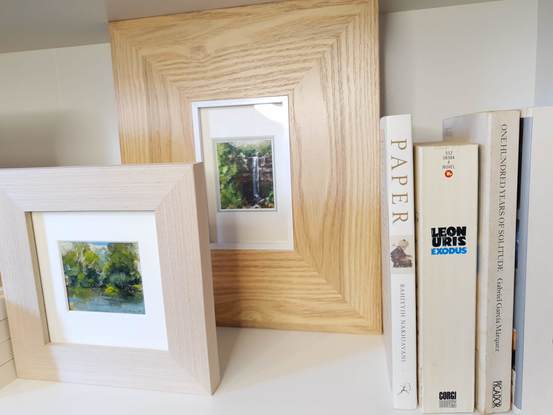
[534,0,553,106]
[0,43,120,167]
[0,0,545,166]
[382,0,538,141]
[381,0,502,13]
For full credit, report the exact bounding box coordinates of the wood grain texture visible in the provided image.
[110,0,381,333]
[0,164,220,393]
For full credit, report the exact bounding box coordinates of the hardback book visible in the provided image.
[512,107,553,415]
[380,114,417,410]
[443,110,520,413]
[415,143,478,413]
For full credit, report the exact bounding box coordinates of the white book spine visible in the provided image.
[380,115,417,410]
[415,143,478,413]
[444,111,520,413]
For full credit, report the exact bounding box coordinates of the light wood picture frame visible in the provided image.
[0,164,220,393]
[110,0,381,333]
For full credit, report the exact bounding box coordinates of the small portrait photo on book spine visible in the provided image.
[390,236,414,269]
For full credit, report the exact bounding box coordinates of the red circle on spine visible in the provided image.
[444,169,454,178]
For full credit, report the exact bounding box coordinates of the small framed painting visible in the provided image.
[59,241,144,314]
[32,211,168,350]
[192,96,294,250]
[0,164,219,393]
[214,137,276,211]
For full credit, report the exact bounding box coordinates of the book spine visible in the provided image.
[381,115,417,410]
[512,115,533,412]
[513,107,553,415]
[481,114,519,413]
[415,144,478,413]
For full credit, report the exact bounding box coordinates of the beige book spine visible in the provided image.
[444,111,520,413]
[415,143,478,413]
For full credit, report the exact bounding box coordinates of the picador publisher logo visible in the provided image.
[439,391,457,409]
[431,226,468,255]
[492,380,503,408]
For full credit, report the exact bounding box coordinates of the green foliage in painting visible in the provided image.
[102,243,143,297]
[60,241,144,314]
[62,242,102,289]
[217,142,244,209]
[216,139,275,210]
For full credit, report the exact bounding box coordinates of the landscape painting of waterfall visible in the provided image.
[59,241,145,314]
[215,138,275,210]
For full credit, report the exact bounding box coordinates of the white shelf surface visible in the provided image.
[0,327,508,414]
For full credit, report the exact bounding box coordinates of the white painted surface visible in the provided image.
[0,0,545,166]
[382,0,538,141]
[32,212,168,350]
[0,43,120,167]
[380,0,501,13]
[0,0,276,53]
[534,0,553,106]
[0,328,511,414]
[0,0,503,53]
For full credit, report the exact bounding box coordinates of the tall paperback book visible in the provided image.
[380,114,417,410]
[443,110,520,413]
[415,143,478,413]
[512,107,553,415]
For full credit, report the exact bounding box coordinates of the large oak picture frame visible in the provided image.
[110,0,381,333]
[0,164,220,393]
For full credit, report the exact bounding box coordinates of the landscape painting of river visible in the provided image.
[59,241,145,314]
[215,138,275,210]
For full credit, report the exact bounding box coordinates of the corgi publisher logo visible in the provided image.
[431,226,468,255]
[439,391,457,409]
[444,169,453,178]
